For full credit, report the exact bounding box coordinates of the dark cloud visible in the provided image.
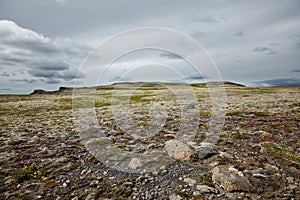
[252,47,270,52]
[234,30,244,37]
[253,78,300,86]
[159,52,183,60]
[291,69,300,73]
[1,88,11,91]
[287,34,300,48]
[252,47,277,55]
[11,78,38,84]
[44,78,61,84]
[33,62,69,71]
[185,73,205,81]
[0,72,10,77]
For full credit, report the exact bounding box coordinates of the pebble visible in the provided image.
[196,185,218,193]
[183,178,197,186]
[226,192,236,200]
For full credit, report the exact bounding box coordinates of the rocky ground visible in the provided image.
[0,82,299,200]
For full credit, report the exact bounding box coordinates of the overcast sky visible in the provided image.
[0,0,300,93]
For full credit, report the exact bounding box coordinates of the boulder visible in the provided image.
[212,165,252,192]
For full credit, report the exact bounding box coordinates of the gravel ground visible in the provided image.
[0,83,299,199]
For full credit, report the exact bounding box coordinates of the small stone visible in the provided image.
[169,193,182,200]
[62,183,67,187]
[197,142,216,159]
[128,158,143,169]
[90,180,99,187]
[196,185,218,193]
[225,193,236,200]
[264,164,279,171]
[252,173,269,178]
[71,197,78,200]
[152,171,159,176]
[5,178,16,185]
[219,151,234,160]
[209,161,219,167]
[165,139,196,161]
[288,184,298,190]
[183,178,197,186]
[193,191,200,196]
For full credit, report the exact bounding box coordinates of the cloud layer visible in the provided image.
[0,0,300,92]
[0,20,90,93]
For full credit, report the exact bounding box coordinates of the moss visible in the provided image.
[202,173,214,187]
[196,111,212,117]
[40,179,57,187]
[70,163,79,170]
[13,164,46,183]
[54,98,72,104]
[262,143,300,163]
[129,95,152,103]
[220,130,248,140]
[293,102,300,107]
[175,190,188,197]
[249,88,277,93]
[95,102,111,107]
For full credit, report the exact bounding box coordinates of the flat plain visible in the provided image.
[0,82,299,199]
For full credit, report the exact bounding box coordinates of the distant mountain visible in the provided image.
[253,78,300,87]
[30,81,247,95]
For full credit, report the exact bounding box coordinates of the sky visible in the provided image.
[0,0,300,93]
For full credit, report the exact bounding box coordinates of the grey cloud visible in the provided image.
[1,88,11,91]
[109,76,120,83]
[159,52,182,60]
[34,62,69,71]
[252,47,270,52]
[269,43,280,46]
[185,72,205,81]
[252,47,277,55]
[0,20,90,84]
[194,15,217,23]
[180,12,218,25]
[11,78,38,84]
[234,30,244,37]
[253,78,300,87]
[287,34,300,48]
[291,69,300,73]
[56,0,68,6]
[0,72,10,77]
[287,34,300,41]
[44,78,61,84]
